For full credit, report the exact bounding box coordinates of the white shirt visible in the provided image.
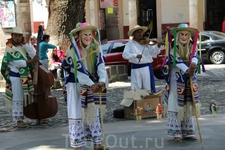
[122,40,161,64]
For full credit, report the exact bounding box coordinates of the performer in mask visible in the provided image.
[162,23,201,142]
[62,22,109,150]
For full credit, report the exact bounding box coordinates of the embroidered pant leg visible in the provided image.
[10,76,24,122]
[167,112,196,138]
[181,116,196,138]
[83,109,102,144]
[66,83,85,148]
[68,119,85,148]
[167,112,182,138]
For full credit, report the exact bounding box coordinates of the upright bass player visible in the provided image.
[1,26,39,128]
[23,24,58,123]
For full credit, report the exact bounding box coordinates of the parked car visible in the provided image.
[101,39,165,79]
[198,31,225,64]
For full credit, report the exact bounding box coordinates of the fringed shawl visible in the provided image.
[161,53,200,121]
[62,41,107,124]
[1,42,34,105]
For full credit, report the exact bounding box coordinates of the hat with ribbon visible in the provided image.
[10,27,28,35]
[166,23,200,70]
[170,23,197,37]
[128,25,148,36]
[70,22,97,36]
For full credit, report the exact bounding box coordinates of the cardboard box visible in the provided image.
[122,90,163,120]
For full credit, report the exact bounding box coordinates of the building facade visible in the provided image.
[1,0,224,49]
[85,0,206,40]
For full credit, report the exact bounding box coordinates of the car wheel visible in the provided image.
[209,50,225,64]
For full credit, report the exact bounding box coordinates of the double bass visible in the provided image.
[24,25,58,120]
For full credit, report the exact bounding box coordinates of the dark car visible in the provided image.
[101,39,165,79]
[198,31,225,64]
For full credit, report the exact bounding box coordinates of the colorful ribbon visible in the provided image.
[172,28,177,68]
[190,29,199,62]
[162,33,168,67]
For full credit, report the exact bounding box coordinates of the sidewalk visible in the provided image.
[1,113,225,150]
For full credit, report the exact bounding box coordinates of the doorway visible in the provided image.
[105,8,119,40]
[138,0,157,38]
[205,0,225,31]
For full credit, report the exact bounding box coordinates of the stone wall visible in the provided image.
[106,65,128,83]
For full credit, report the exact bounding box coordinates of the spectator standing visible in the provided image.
[39,34,56,69]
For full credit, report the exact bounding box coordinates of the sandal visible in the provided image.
[36,118,50,124]
[17,121,28,128]
[172,137,182,142]
[94,144,110,150]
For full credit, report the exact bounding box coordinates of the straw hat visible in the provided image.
[170,23,197,37]
[10,27,28,35]
[128,25,148,36]
[70,22,97,35]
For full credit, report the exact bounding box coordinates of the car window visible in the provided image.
[111,42,127,53]
[101,43,111,54]
[200,35,210,42]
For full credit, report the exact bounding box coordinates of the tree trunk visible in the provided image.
[46,0,86,51]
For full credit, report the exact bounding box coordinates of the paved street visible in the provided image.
[0,114,225,150]
[0,64,225,149]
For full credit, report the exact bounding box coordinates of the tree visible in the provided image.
[46,0,86,50]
